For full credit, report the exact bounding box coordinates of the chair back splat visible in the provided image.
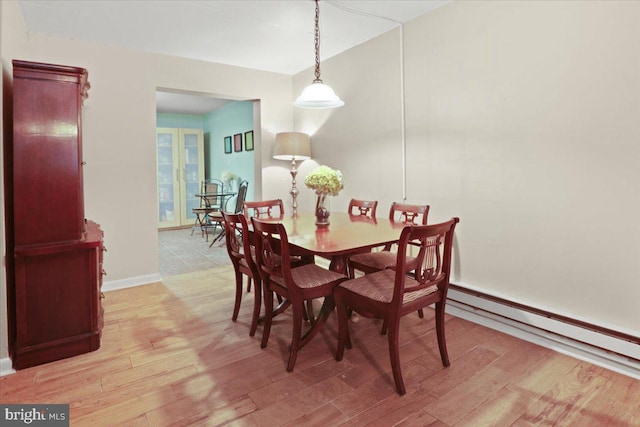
[232,180,249,213]
[244,199,284,220]
[334,217,460,395]
[389,202,429,226]
[191,178,224,238]
[200,178,225,212]
[348,199,378,218]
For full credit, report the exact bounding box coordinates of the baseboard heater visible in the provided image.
[446,283,640,380]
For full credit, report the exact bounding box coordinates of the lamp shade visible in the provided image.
[273,132,311,160]
[294,80,345,109]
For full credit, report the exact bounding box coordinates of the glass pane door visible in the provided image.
[157,128,180,227]
[182,130,202,223]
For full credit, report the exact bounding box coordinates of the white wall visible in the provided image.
[294,0,640,336]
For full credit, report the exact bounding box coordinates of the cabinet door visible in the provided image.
[157,128,180,228]
[13,240,102,369]
[13,63,86,245]
[179,129,205,226]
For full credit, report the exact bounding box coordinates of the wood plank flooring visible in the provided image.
[2,266,639,426]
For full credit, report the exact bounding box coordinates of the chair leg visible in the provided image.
[305,300,315,322]
[249,277,261,337]
[232,270,243,321]
[261,287,274,349]
[387,315,406,395]
[435,302,450,367]
[191,215,198,236]
[334,292,351,361]
[347,263,356,279]
[209,223,225,247]
[286,300,304,372]
[203,214,210,242]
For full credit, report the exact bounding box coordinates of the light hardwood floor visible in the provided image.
[2,266,639,426]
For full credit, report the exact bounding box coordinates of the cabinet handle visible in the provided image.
[102,246,108,252]
[100,292,105,300]
[81,161,87,166]
[102,269,107,276]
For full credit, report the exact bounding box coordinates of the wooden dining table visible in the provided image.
[258,212,407,347]
[261,212,406,274]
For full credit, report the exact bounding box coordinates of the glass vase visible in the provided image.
[315,192,330,227]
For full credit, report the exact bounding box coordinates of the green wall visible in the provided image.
[157,113,204,129]
[204,101,255,203]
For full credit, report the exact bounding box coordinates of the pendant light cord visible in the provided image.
[314,0,322,82]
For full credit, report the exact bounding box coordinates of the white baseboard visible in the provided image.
[446,286,640,380]
[102,273,162,293]
[0,357,15,377]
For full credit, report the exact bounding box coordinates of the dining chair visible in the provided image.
[347,202,430,278]
[243,199,285,220]
[314,198,380,266]
[348,198,378,218]
[347,202,430,334]
[208,180,248,246]
[244,198,321,319]
[221,211,261,336]
[335,217,460,395]
[251,217,347,371]
[192,178,224,238]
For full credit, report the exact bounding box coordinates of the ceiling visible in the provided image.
[18,0,449,114]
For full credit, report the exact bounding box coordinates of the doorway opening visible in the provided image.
[155,89,260,277]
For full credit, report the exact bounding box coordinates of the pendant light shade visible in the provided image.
[296,79,345,109]
[294,0,344,109]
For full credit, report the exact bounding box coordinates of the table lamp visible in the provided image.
[273,132,311,217]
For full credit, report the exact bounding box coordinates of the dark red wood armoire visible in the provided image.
[6,60,105,370]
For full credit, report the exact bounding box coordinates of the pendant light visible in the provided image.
[294,0,345,109]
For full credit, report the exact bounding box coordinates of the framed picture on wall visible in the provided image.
[234,133,243,152]
[244,130,254,151]
[224,136,232,154]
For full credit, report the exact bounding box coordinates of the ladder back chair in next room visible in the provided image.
[334,218,460,395]
[208,180,248,247]
[192,178,224,238]
[252,217,347,372]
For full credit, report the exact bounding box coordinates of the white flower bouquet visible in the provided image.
[304,165,343,196]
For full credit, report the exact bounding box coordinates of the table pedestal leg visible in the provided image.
[299,296,335,348]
